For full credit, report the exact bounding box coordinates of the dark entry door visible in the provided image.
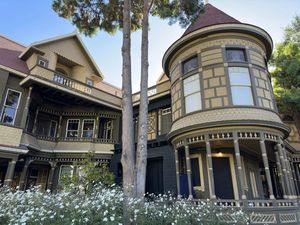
[146,157,164,195]
[212,157,234,199]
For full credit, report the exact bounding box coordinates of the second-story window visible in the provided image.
[86,78,94,87]
[49,120,57,137]
[226,49,246,62]
[183,74,202,114]
[182,56,198,74]
[82,119,95,138]
[228,67,254,105]
[103,120,113,139]
[66,119,80,137]
[1,89,21,125]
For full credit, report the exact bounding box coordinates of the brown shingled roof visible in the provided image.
[183,3,241,36]
[0,35,29,74]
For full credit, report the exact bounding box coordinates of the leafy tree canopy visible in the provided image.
[52,0,204,36]
[271,15,300,113]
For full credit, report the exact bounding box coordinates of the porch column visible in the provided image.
[277,143,292,198]
[47,162,57,191]
[4,159,17,186]
[94,115,100,139]
[205,135,216,199]
[185,145,193,199]
[294,163,300,196]
[259,137,275,199]
[19,159,32,190]
[174,148,181,198]
[20,86,33,128]
[56,115,63,138]
[233,132,246,200]
[32,106,40,134]
[275,151,287,199]
[282,149,296,197]
[290,162,299,196]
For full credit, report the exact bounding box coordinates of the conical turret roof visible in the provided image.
[183,3,241,36]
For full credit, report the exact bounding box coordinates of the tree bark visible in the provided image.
[136,0,150,198]
[121,0,136,199]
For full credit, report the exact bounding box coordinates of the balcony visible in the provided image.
[20,65,121,109]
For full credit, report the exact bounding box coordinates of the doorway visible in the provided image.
[145,157,164,195]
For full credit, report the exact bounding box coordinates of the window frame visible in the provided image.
[226,48,247,63]
[190,154,205,191]
[86,78,94,87]
[66,119,80,138]
[183,74,202,114]
[81,119,95,138]
[48,120,58,138]
[228,67,254,106]
[0,88,22,125]
[182,55,199,74]
[103,120,113,140]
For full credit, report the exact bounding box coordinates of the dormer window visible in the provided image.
[182,56,198,74]
[226,49,246,62]
[86,78,94,87]
[38,59,47,67]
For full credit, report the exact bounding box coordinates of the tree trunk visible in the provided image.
[121,0,136,199]
[136,0,150,199]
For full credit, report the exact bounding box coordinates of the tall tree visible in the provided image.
[271,15,300,114]
[135,0,204,198]
[52,0,204,200]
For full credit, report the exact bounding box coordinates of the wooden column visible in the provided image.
[18,159,32,190]
[56,115,63,138]
[32,106,40,134]
[233,132,246,200]
[185,145,193,199]
[290,162,299,196]
[282,148,296,197]
[275,151,287,199]
[259,137,275,199]
[94,115,100,139]
[278,143,292,198]
[205,135,216,199]
[20,86,33,129]
[174,148,181,198]
[294,163,300,196]
[47,162,57,191]
[4,159,17,186]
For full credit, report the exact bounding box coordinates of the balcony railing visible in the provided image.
[36,135,116,144]
[29,65,121,108]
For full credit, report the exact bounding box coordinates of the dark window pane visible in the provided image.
[49,121,57,137]
[67,120,79,130]
[1,107,16,125]
[183,56,198,74]
[5,90,20,107]
[191,158,201,186]
[226,49,246,62]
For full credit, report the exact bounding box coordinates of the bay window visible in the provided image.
[1,89,21,125]
[228,67,254,105]
[183,74,202,113]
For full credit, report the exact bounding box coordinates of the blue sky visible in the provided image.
[0,0,299,92]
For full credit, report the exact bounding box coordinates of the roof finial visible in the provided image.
[205,0,209,4]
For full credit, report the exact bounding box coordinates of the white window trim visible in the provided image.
[190,154,205,192]
[38,59,47,67]
[183,74,202,114]
[66,119,80,138]
[0,88,22,125]
[81,119,95,138]
[48,120,58,137]
[104,120,113,139]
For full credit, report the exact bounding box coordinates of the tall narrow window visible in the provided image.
[226,49,246,62]
[66,119,80,137]
[183,74,201,113]
[182,56,198,74]
[82,119,95,138]
[103,120,113,139]
[1,89,21,125]
[229,67,254,105]
[49,120,57,137]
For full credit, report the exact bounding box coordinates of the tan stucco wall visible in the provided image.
[0,125,23,147]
